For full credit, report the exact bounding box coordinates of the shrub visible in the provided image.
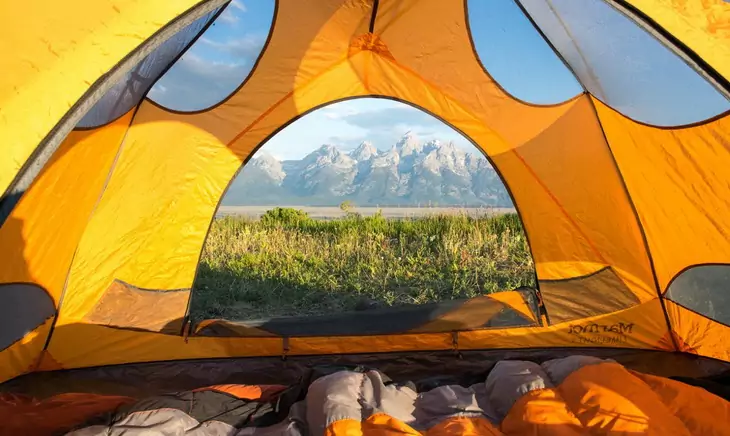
[260,207,311,228]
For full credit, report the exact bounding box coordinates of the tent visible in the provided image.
[2,0,730,433]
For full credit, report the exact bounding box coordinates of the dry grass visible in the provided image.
[190,208,535,321]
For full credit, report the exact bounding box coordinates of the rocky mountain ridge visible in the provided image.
[223,133,512,207]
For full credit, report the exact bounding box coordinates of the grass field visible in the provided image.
[190,208,536,321]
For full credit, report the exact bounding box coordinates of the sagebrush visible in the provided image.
[191,209,536,321]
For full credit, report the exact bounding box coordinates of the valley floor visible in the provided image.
[191,209,534,321]
[217,205,516,220]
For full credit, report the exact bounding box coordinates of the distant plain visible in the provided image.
[217,205,516,220]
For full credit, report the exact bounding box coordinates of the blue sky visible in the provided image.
[150,0,729,161]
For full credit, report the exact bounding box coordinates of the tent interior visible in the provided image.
[2,0,730,434]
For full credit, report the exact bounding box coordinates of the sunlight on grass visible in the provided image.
[191,208,535,321]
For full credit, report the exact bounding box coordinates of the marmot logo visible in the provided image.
[568,322,634,335]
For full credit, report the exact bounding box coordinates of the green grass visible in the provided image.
[190,208,536,321]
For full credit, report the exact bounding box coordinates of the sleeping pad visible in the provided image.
[4,355,730,435]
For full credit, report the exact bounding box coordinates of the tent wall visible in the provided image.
[595,101,730,292]
[32,0,670,373]
[595,99,730,361]
[43,0,374,371]
[665,300,730,361]
[0,0,218,197]
[38,301,672,372]
[0,111,134,382]
[368,0,657,317]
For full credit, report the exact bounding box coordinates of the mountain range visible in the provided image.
[222,133,513,207]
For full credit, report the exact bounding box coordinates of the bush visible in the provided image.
[260,207,311,227]
[339,200,354,213]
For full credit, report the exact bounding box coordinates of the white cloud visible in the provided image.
[339,107,435,131]
[218,8,239,25]
[327,131,369,144]
[218,1,246,25]
[320,99,413,121]
[322,107,363,120]
[200,34,265,59]
[149,84,167,95]
[230,0,247,12]
[178,53,249,80]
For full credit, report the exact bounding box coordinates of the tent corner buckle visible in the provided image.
[281,336,290,362]
[451,331,463,360]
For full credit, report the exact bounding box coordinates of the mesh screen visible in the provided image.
[149,0,276,112]
[666,265,730,327]
[76,8,220,129]
[467,0,581,105]
[518,0,730,126]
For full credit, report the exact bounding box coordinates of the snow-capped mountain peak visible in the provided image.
[349,141,377,161]
[395,131,424,157]
[223,134,511,207]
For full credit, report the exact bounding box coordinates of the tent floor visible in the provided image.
[3,347,729,399]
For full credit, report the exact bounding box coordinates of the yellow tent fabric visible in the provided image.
[0,0,226,196]
[1,0,730,385]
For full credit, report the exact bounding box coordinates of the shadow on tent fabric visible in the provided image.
[190,263,541,338]
[189,261,377,321]
[0,211,57,378]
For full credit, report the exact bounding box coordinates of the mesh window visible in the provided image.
[518,0,730,126]
[466,0,581,105]
[0,283,55,351]
[149,0,276,112]
[666,265,730,327]
[76,8,220,129]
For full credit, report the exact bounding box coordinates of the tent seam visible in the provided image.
[540,0,607,99]
[368,0,379,33]
[594,98,730,131]
[586,96,678,351]
[376,2,417,34]
[224,55,352,148]
[511,0,587,94]
[665,298,730,332]
[27,343,687,376]
[377,53,609,266]
[515,0,672,343]
[38,106,143,361]
[507,148,608,265]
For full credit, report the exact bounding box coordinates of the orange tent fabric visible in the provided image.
[1,0,730,388]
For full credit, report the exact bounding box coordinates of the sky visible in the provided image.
[149,0,730,161]
[256,98,483,160]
